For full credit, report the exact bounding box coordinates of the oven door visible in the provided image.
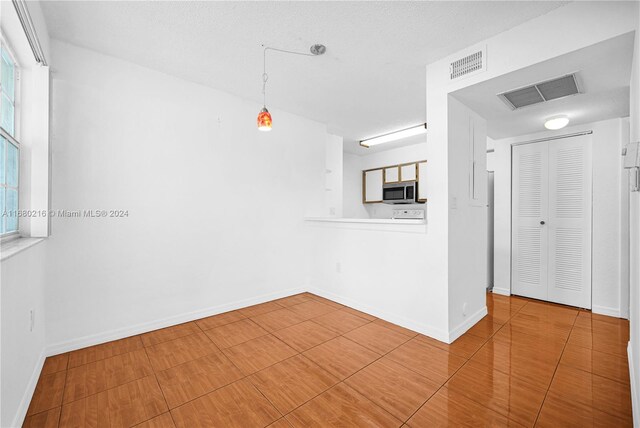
[383,184,409,204]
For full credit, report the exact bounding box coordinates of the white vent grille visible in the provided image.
[450,49,485,80]
[499,74,580,110]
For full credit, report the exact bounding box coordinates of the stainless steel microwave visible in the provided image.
[383,182,418,204]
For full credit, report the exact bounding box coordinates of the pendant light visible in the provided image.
[257,44,326,131]
[257,107,272,131]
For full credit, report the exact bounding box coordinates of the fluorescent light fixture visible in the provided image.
[359,123,427,148]
[544,115,569,130]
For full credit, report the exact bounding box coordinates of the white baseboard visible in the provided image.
[629,342,639,428]
[307,287,451,343]
[46,286,305,356]
[592,304,623,319]
[491,287,511,296]
[448,306,489,343]
[12,349,46,428]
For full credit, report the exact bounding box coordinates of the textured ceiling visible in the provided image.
[452,32,634,139]
[40,1,569,153]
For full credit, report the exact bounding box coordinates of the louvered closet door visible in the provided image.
[512,142,549,301]
[547,135,592,308]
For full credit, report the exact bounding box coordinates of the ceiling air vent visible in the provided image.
[498,73,581,110]
[450,47,486,80]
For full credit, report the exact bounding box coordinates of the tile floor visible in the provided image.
[23,292,632,427]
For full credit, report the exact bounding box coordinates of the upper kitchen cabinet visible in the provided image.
[363,169,383,203]
[400,163,417,182]
[384,166,399,183]
[417,161,428,202]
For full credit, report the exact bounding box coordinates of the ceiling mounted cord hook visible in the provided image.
[262,72,268,106]
[258,43,325,132]
[262,45,268,107]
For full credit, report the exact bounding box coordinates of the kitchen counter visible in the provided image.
[306,214,448,342]
[305,217,426,233]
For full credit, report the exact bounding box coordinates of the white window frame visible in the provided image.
[0,38,21,240]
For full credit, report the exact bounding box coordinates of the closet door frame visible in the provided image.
[510,131,593,309]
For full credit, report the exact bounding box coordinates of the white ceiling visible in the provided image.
[452,32,634,140]
[40,1,569,153]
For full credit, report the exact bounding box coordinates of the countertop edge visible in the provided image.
[305,217,426,225]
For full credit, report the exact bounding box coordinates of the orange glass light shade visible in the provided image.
[257,107,272,131]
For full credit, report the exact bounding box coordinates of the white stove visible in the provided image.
[391,209,425,220]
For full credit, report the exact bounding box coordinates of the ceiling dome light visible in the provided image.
[257,107,272,131]
[544,115,569,130]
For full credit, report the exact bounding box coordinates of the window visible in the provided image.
[0,43,19,236]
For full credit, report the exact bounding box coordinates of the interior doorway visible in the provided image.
[487,171,494,290]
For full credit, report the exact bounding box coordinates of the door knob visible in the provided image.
[540,221,545,225]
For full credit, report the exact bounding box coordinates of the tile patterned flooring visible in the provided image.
[23,292,632,427]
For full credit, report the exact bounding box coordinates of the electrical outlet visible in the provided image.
[462,303,468,317]
[30,309,35,332]
[336,262,342,273]
[329,207,336,216]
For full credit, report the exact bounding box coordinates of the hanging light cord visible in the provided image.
[262,45,317,107]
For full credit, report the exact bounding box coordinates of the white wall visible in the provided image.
[442,2,638,96]
[324,134,344,218]
[0,2,51,426]
[447,97,488,334]
[487,137,496,172]
[358,143,428,171]
[310,50,453,342]
[313,139,453,341]
[420,0,637,342]
[1,242,47,428]
[628,25,640,428]
[308,222,451,341]
[44,41,332,352]
[492,119,629,318]
[342,153,368,219]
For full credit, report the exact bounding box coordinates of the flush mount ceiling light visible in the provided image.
[257,44,326,132]
[544,115,570,130]
[359,123,427,148]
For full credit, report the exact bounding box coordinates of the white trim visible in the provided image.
[491,287,511,297]
[0,231,20,244]
[45,286,305,356]
[0,237,44,261]
[592,304,623,319]
[629,342,639,428]
[307,286,450,343]
[448,306,489,343]
[11,0,47,65]
[12,349,46,428]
